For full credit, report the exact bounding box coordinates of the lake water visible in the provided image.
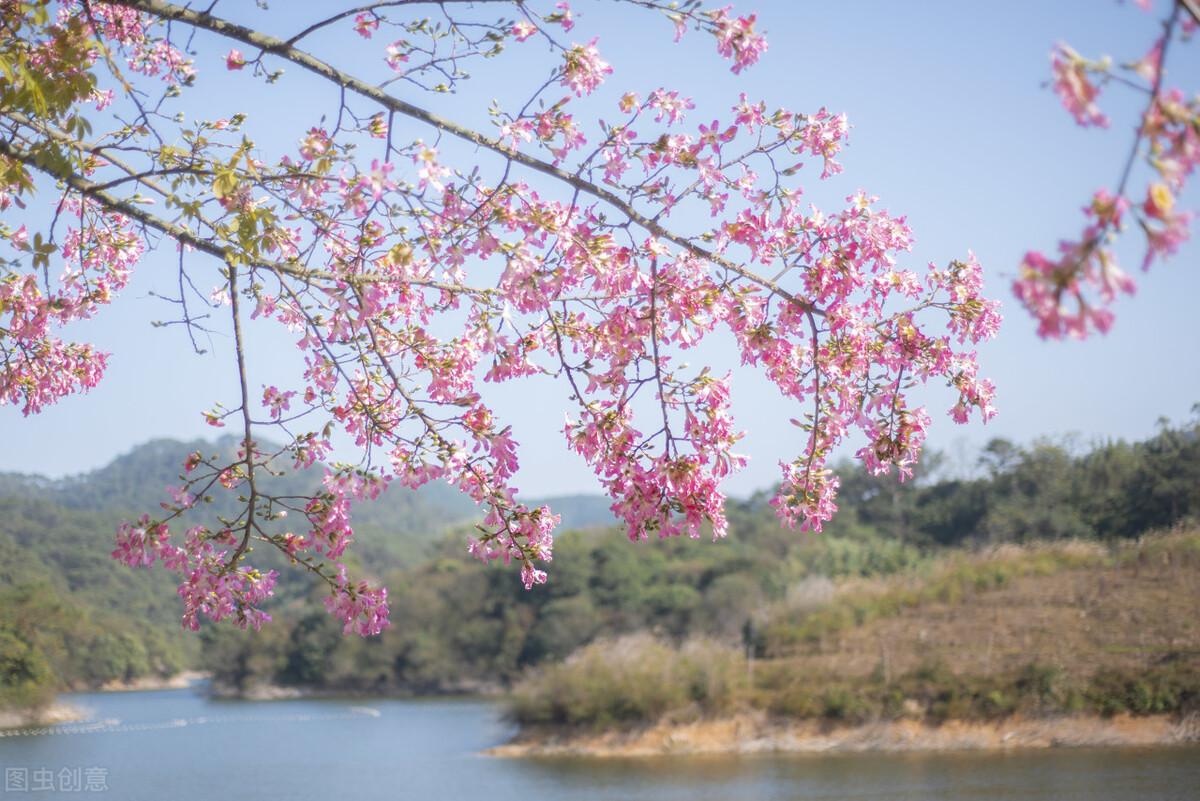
[0,687,1196,800]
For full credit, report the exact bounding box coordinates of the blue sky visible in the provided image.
[2,0,1197,497]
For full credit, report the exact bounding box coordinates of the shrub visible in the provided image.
[507,634,749,729]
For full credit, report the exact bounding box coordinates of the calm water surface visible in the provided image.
[0,687,1196,800]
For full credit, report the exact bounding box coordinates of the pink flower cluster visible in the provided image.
[113,514,279,632]
[709,6,768,74]
[773,458,840,532]
[18,0,1001,636]
[1050,44,1107,128]
[113,454,392,635]
[62,1,194,83]
[1013,191,1132,338]
[561,39,612,97]
[325,566,390,636]
[469,505,559,589]
[1024,6,1197,337]
[1,201,140,414]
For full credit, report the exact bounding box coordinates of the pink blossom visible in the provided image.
[561,39,612,97]
[9,225,29,250]
[165,485,195,509]
[324,568,390,636]
[1050,44,1107,127]
[384,40,409,72]
[298,127,332,161]
[709,6,768,74]
[354,13,379,38]
[649,89,695,125]
[550,2,574,32]
[413,145,449,192]
[1130,39,1163,83]
[262,385,296,419]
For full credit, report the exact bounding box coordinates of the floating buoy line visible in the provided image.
[0,707,382,739]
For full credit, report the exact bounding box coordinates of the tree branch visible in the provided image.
[103,0,820,314]
[1180,0,1200,27]
[0,137,488,295]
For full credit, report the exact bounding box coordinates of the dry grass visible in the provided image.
[767,529,1200,681]
[507,529,1200,731]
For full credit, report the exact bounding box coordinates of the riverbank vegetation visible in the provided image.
[509,531,1200,730]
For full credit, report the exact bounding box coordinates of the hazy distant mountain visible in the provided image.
[0,436,481,566]
[530,493,619,532]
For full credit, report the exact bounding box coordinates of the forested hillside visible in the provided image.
[0,498,191,709]
[201,414,1200,696]
[2,413,1198,711]
[0,436,476,709]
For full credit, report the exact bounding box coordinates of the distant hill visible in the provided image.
[529,493,618,532]
[0,437,659,544]
[0,435,480,567]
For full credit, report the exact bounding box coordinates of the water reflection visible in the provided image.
[514,748,1200,801]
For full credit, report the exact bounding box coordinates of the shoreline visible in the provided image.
[0,702,89,730]
[207,681,502,701]
[488,712,1200,758]
[2,672,211,730]
[93,670,210,693]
